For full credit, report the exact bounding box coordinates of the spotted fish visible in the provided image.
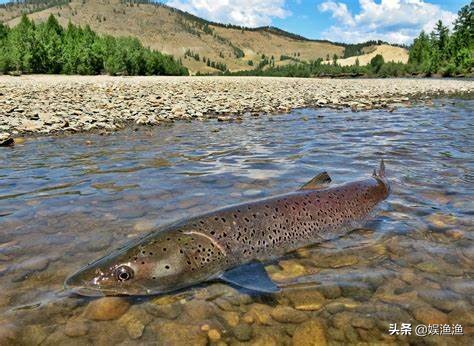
[65,160,390,296]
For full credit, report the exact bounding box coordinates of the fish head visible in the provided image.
[65,232,214,296]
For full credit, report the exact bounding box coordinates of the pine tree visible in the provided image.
[370,54,384,73]
[36,14,64,73]
[409,31,431,67]
[8,15,37,73]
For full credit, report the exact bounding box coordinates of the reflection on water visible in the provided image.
[0,99,473,345]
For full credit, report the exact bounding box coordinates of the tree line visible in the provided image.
[227,2,472,78]
[408,3,472,76]
[0,14,189,75]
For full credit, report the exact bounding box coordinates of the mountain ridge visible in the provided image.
[0,0,409,74]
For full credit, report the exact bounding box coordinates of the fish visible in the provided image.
[65,160,390,296]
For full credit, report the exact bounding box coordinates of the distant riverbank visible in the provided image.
[1,75,472,140]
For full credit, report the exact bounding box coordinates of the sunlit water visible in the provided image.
[0,99,473,345]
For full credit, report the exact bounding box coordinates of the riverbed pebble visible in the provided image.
[0,133,14,146]
[233,323,253,341]
[270,306,309,323]
[285,289,326,311]
[412,305,449,325]
[0,76,471,136]
[292,319,327,346]
[84,297,130,321]
[64,319,88,337]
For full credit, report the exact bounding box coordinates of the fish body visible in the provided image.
[66,161,390,296]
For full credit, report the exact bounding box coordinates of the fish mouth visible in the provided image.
[69,286,107,297]
[66,284,132,297]
[64,275,123,297]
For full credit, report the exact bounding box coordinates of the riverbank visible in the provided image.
[1,75,472,139]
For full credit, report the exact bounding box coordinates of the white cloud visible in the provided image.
[319,1,354,26]
[167,0,290,27]
[318,0,457,44]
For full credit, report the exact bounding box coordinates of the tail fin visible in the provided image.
[373,159,386,178]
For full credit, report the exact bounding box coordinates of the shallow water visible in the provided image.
[0,99,473,345]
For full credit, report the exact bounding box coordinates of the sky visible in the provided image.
[0,0,467,44]
[166,0,466,44]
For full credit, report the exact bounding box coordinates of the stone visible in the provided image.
[183,299,216,320]
[350,316,375,329]
[64,319,89,337]
[208,329,221,342]
[84,297,130,321]
[413,305,449,325]
[243,303,274,325]
[145,301,182,319]
[292,319,327,346]
[315,282,342,299]
[445,229,464,240]
[426,213,457,229]
[251,332,278,346]
[221,311,240,327]
[269,260,307,281]
[0,323,18,344]
[340,282,373,300]
[0,133,14,147]
[233,323,253,341]
[448,306,474,325]
[151,321,207,346]
[85,233,112,252]
[270,306,308,323]
[21,324,49,345]
[118,307,151,340]
[285,289,326,311]
[17,257,50,272]
[125,319,145,339]
[13,137,25,144]
[418,289,463,312]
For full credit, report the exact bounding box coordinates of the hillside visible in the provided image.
[326,44,409,67]
[0,0,408,74]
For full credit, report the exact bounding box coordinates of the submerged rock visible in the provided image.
[412,305,449,325]
[270,306,308,323]
[243,303,274,325]
[233,323,253,341]
[151,321,207,346]
[292,319,327,346]
[207,329,221,342]
[285,289,326,311]
[64,319,89,337]
[418,289,464,312]
[0,323,18,344]
[145,301,182,320]
[84,297,130,321]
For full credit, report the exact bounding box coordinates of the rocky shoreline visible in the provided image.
[0,75,472,141]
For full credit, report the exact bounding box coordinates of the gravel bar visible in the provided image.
[0,75,472,138]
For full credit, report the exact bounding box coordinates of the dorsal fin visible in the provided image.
[299,172,332,190]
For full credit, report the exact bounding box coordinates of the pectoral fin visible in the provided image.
[299,172,332,190]
[220,261,280,293]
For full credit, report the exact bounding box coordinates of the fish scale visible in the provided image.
[65,160,390,296]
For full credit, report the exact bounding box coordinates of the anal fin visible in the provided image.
[220,261,280,293]
[299,172,332,190]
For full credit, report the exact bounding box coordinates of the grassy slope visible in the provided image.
[323,44,409,66]
[0,0,407,74]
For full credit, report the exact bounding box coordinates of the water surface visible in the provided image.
[0,99,473,345]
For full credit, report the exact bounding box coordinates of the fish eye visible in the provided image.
[115,265,134,282]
